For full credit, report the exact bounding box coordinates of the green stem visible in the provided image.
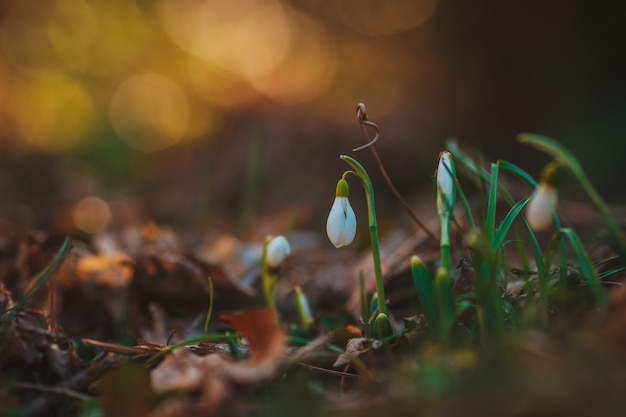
[261,236,278,314]
[146,333,240,366]
[340,155,389,318]
[7,237,72,317]
[440,211,451,272]
[359,272,372,339]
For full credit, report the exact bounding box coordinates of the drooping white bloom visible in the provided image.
[326,179,357,248]
[265,235,291,268]
[526,183,558,231]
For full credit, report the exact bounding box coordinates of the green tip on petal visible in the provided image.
[373,312,393,339]
[411,255,424,268]
[540,161,560,187]
[294,286,314,330]
[435,267,449,281]
[336,178,349,198]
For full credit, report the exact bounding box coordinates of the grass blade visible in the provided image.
[8,236,72,316]
[493,198,530,249]
[485,163,499,240]
[559,228,606,308]
[411,256,438,339]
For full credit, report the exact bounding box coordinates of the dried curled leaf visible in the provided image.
[333,337,381,368]
[0,310,80,382]
[151,308,286,393]
[151,349,206,392]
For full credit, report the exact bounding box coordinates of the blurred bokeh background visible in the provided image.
[1,0,625,238]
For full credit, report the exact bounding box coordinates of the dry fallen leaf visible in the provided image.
[0,309,80,383]
[150,308,285,415]
[333,337,381,368]
[151,308,286,390]
[150,349,206,392]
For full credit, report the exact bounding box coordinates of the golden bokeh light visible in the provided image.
[73,196,113,234]
[247,10,337,104]
[316,39,404,123]
[9,72,97,152]
[332,0,439,36]
[159,0,292,85]
[186,59,259,108]
[109,73,190,152]
[84,1,150,79]
[0,0,97,75]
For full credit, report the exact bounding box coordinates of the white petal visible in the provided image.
[266,235,291,267]
[526,184,558,231]
[326,197,356,248]
[437,151,454,197]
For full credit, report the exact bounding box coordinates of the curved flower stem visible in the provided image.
[340,155,389,318]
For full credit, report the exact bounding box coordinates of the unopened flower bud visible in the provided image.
[436,151,456,212]
[265,235,291,268]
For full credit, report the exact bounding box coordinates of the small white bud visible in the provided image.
[265,235,291,268]
[436,150,456,213]
[437,151,454,197]
[526,183,558,231]
[326,179,356,248]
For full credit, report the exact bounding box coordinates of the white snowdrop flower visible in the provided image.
[436,150,456,212]
[437,151,454,197]
[265,235,291,268]
[526,183,558,231]
[326,179,357,248]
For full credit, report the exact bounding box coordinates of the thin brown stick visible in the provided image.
[15,382,92,401]
[354,103,438,243]
[298,362,360,379]
[47,280,56,337]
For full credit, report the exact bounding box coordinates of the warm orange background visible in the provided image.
[0,1,624,235]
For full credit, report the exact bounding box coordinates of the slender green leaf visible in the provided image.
[486,163,499,240]
[559,228,606,308]
[411,256,438,338]
[9,236,71,315]
[434,267,456,342]
[455,180,476,231]
[518,133,583,176]
[498,160,538,188]
[448,140,545,277]
[493,198,530,249]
